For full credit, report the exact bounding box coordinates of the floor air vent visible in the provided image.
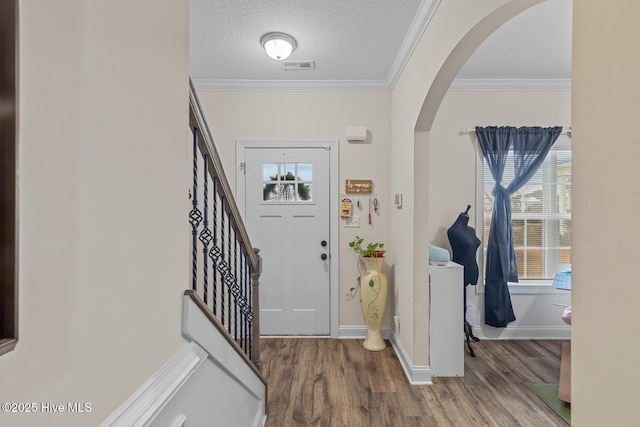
[282,60,316,71]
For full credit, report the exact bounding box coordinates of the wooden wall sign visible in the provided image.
[345,179,373,194]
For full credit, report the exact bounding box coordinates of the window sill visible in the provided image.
[475,280,570,295]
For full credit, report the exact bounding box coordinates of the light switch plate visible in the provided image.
[344,216,360,228]
[394,193,403,208]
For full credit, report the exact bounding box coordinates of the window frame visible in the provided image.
[474,135,571,296]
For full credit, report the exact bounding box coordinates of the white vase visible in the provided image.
[360,256,388,351]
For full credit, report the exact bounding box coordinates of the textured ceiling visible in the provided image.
[190,0,572,90]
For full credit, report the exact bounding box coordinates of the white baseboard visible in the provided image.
[339,326,432,385]
[472,325,571,340]
[388,333,433,385]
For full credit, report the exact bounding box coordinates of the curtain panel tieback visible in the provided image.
[476,126,562,328]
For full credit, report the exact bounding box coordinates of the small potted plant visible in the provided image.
[348,236,385,258]
[347,236,388,351]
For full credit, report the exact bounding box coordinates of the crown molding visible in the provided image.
[192,78,390,92]
[193,77,572,92]
[449,78,571,91]
[386,0,441,90]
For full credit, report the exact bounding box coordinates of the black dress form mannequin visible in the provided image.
[447,205,481,356]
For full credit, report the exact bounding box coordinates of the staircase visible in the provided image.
[101,80,267,427]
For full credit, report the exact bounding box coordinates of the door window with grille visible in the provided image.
[262,162,314,203]
[482,138,571,281]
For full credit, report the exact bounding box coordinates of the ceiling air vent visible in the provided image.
[282,60,316,71]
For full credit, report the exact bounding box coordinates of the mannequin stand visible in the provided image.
[448,204,482,358]
[464,287,479,357]
[464,319,480,357]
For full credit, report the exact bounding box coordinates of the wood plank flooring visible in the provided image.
[260,338,568,426]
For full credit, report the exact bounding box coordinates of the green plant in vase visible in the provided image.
[346,236,385,318]
[347,236,388,351]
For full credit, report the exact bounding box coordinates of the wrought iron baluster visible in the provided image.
[227,212,232,333]
[220,196,226,326]
[212,177,218,316]
[248,254,251,354]
[248,256,252,354]
[243,250,249,353]
[234,232,239,343]
[189,128,203,292]
[199,155,212,304]
[240,246,247,353]
[248,260,253,359]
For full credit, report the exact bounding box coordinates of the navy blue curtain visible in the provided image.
[476,126,562,327]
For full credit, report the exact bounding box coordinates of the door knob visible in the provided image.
[321,240,327,247]
[321,253,328,260]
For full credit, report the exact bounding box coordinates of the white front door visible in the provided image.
[244,146,331,335]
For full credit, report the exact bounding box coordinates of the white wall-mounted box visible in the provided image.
[346,126,367,141]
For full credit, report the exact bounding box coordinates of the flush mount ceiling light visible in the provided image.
[260,32,297,61]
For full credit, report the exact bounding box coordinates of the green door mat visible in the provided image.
[528,383,571,425]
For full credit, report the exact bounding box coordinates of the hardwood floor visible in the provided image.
[260,338,568,426]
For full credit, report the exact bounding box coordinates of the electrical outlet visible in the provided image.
[394,315,401,331]
[344,216,360,228]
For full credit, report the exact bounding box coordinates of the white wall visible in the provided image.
[390,0,539,365]
[197,90,391,327]
[429,89,571,338]
[0,1,190,425]
[572,2,640,425]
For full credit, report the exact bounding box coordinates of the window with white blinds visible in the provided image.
[482,138,571,281]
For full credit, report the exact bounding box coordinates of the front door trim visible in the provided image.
[236,140,339,337]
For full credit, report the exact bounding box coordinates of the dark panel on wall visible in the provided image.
[0,0,18,354]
